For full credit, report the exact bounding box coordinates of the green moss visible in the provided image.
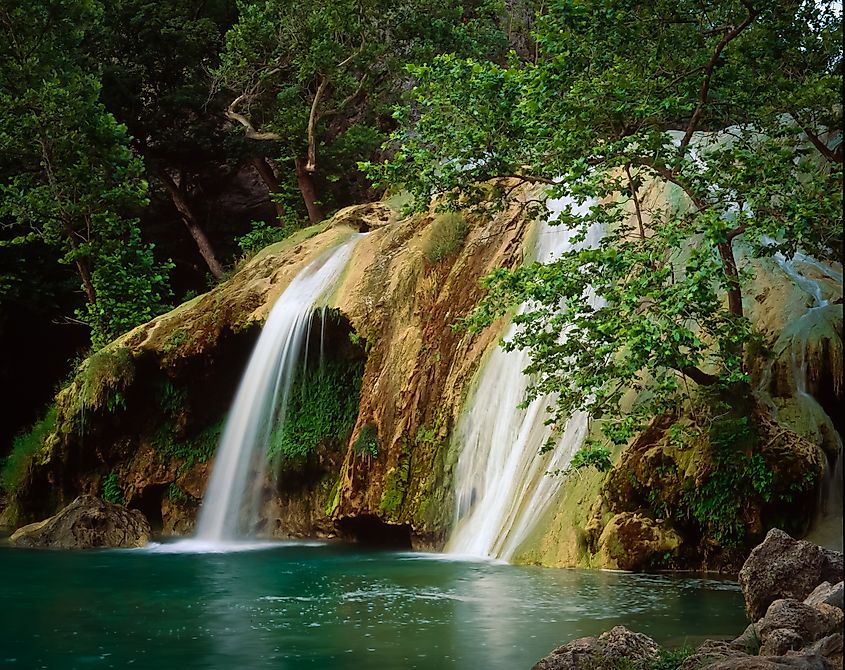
[154,417,223,474]
[161,329,189,353]
[322,475,342,516]
[379,441,411,519]
[1,405,57,495]
[167,482,192,504]
[268,358,363,461]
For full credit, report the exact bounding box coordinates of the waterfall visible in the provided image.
[769,249,844,551]
[194,235,361,543]
[447,197,599,560]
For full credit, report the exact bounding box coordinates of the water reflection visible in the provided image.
[0,545,747,670]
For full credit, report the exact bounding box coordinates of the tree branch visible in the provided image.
[679,6,758,152]
[799,124,842,163]
[502,173,557,185]
[624,164,647,240]
[679,365,720,386]
[304,77,329,173]
[225,94,282,141]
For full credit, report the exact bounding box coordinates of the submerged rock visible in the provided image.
[531,626,659,670]
[739,528,843,620]
[9,495,150,549]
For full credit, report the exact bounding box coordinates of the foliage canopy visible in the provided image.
[369,0,843,445]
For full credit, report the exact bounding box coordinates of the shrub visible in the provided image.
[268,359,363,460]
[568,443,613,473]
[352,423,379,458]
[101,471,124,504]
[423,212,468,262]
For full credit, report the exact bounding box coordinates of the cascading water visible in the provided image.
[194,235,361,544]
[447,197,600,560]
[767,249,843,551]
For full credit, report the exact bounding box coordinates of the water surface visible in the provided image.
[0,542,746,669]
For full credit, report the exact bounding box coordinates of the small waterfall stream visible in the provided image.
[194,235,361,544]
[447,198,599,560]
[767,250,843,550]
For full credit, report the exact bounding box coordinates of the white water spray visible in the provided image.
[447,197,599,560]
[194,235,361,543]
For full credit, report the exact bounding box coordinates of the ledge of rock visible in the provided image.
[9,495,151,549]
[739,528,843,620]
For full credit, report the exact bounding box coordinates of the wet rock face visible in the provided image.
[739,528,843,620]
[596,512,681,571]
[531,626,659,670]
[9,495,150,549]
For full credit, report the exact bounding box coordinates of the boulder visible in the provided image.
[757,598,844,651]
[702,655,835,669]
[678,641,751,669]
[807,634,843,670]
[596,512,681,570]
[9,495,150,549]
[805,582,845,610]
[738,528,843,620]
[679,638,838,669]
[531,626,659,670]
[530,636,602,670]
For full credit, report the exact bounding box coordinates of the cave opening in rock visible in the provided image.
[336,515,413,549]
[128,484,167,533]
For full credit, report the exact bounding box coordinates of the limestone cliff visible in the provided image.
[5,179,840,568]
[6,191,534,547]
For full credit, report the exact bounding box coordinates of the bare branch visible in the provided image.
[799,124,842,163]
[225,94,282,141]
[304,77,329,173]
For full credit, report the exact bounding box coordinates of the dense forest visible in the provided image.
[1,0,841,522]
[0,0,521,451]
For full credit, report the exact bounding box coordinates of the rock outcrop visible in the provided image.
[739,528,843,620]
[532,531,844,670]
[7,190,537,547]
[531,626,660,670]
[9,495,150,549]
[596,512,681,571]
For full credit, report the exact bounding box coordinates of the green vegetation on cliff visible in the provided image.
[269,358,364,462]
[370,0,842,451]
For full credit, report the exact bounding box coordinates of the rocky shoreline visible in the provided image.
[532,529,844,670]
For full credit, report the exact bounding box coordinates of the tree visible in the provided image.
[369,0,842,445]
[0,0,172,347]
[215,0,509,223]
[89,0,238,279]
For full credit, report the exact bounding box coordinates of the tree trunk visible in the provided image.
[159,171,225,280]
[294,157,323,224]
[717,242,743,318]
[251,157,286,222]
[75,257,96,305]
[64,227,96,305]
